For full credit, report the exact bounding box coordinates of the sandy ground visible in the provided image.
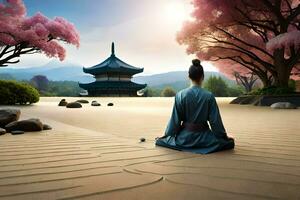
[0,97,300,200]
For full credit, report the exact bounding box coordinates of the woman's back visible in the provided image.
[177,85,212,124]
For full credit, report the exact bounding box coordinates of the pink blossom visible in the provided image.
[0,0,79,63]
[266,31,300,53]
[178,0,300,87]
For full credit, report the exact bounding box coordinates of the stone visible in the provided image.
[43,124,52,130]
[140,137,146,142]
[11,130,25,135]
[107,103,114,106]
[76,99,89,104]
[5,118,43,132]
[66,102,82,108]
[91,101,101,106]
[231,94,300,106]
[58,99,68,106]
[270,102,297,109]
[0,128,6,135]
[0,109,21,128]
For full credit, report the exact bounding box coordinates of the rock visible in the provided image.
[271,102,297,109]
[76,99,89,104]
[43,124,52,130]
[66,102,82,108]
[11,130,25,135]
[0,128,6,135]
[91,101,101,106]
[107,103,114,106]
[5,118,43,132]
[140,137,146,142]
[0,109,21,128]
[58,99,68,106]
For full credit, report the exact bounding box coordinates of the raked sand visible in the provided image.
[0,97,300,200]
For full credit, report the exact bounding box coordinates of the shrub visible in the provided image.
[0,80,40,105]
[203,76,229,97]
[288,79,296,91]
[227,86,244,97]
[142,87,162,97]
[248,86,295,95]
[161,86,176,97]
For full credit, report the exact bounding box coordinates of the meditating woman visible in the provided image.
[156,59,235,154]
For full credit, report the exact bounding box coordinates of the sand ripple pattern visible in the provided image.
[0,97,299,200]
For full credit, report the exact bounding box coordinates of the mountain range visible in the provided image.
[0,60,235,89]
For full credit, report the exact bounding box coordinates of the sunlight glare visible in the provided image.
[163,1,192,29]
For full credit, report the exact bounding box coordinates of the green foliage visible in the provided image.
[0,80,39,105]
[288,79,296,91]
[203,76,229,97]
[249,86,295,95]
[46,81,82,97]
[161,86,176,97]
[203,76,244,97]
[227,86,244,97]
[143,87,162,97]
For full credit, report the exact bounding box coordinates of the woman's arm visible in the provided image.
[164,94,183,137]
[208,94,229,139]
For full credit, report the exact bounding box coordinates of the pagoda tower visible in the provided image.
[79,43,146,96]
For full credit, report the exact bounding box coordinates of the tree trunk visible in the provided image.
[273,49,291,88]
[274,65,291,87]
[256,72,272,88]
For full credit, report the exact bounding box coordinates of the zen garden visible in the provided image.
[0,0,300,199]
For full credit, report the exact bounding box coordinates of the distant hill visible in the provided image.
[0,60,93,83]
[133,71,236,90]
[0,62,236,91]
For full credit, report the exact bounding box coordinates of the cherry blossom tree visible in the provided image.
[0,0,80,67]
[178,0,300,88]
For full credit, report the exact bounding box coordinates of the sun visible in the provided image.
[163,1,192,29]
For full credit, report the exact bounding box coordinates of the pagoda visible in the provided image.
[79,43,146,96]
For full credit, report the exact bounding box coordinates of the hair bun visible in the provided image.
[192,59,201,66]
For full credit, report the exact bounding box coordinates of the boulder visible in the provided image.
[5,118,43,132]
[43,124,52,130]
[58,99,68,106]
[76,99,89,104]
[107,103,114,106]
[66,102,82,108]
[270,102,297,109]
[0,128,6,135]
[91,101,101,106]
[11,130,25,135]
[140,137,146,142]
[0,109,21,128]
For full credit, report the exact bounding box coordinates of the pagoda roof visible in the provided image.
[79,81,147,91]
[83,42,144,75]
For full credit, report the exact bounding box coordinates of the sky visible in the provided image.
[15,0,218,75]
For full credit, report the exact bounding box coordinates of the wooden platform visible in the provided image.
[0,97,299,200]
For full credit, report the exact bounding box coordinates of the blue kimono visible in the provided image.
[156,85,235,154]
